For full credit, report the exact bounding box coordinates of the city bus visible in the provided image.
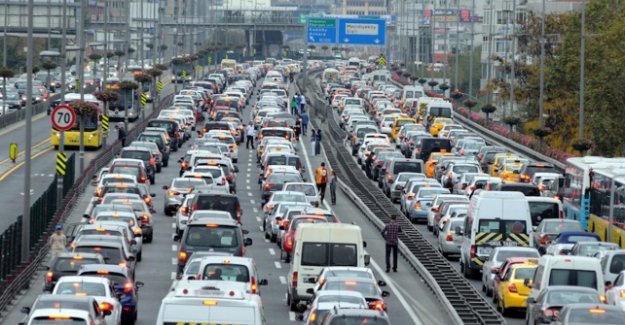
[51,93,104,149]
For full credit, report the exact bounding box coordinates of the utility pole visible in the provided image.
[22,0,34,262]
[538,0,546,128]
[3,1,8,68]
[454,0,460,91]
[509,0,517,118]
[77,0,86,172]
[429,0,436,82]
[468,0,475,97]
[57,0,68,207]
[486,1,494,104]
[443,0,449,88]
[579,0,586,140]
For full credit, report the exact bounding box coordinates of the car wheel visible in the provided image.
[427,224,433,232]
[137,251,142,262]
[486,286,492,297]
[288,294,299,312]
[164,208,171,216]
[270,234,277,243]
[146,234,153,243]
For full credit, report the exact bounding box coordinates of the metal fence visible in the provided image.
[0,153,75,282]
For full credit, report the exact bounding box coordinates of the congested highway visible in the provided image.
[0,62,452,325]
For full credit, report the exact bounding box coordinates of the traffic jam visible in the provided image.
[22,58,394,325]
[320,57,625,324]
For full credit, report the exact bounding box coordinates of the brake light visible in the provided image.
[46,271,53,283]
[95,188,103,197]
[540,235,549,245]
[178,251,187,264]
[413,201,422,210]
[544,308,559,319]
[236,205,242,222]
[168,191,180,196]
[141,215,150,224]
[143,196,152,204]
[140,176,146,183]
[620,290,625,298]
[263,183,272,191]
[251,277,258,294]
[133,227,142,235]
[292,272,298,288]
[285,237,293,250]
[367,300,385,310]
[600,294,607,303]
[508,283,518,293]
[446,232,453,241]
[123,282,133,293]
[149,158,156,167]
[470,245,476,259]
[99,302,114,311]
[181,207,188,216]
[181,161,189,169]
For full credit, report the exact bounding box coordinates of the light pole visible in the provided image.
[468,0,475,97]
[41,50,62,205]
[579,0,586,141]
[486,1,494,105]
[22,0,35,262]
[538,0,546,129]
[509,0,517,118]
[77,0,86,173]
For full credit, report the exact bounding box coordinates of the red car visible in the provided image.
[280,215,327,263]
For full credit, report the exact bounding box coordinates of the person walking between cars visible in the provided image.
[314,129,322,156]
[329,170,337,205]
[115,123,127,147]
[301,112,309,135]
[245,124,256,150]
[381,215,401,272]
[291,96,298,116]
[299,94,307,113]
[315,162,329,203]
[49,224,67,259]
[294,117,302,140]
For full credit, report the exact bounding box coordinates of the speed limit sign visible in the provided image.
[51,104,76,131]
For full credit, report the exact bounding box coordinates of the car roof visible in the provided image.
[187,218,240,227]
[78,263,130,275]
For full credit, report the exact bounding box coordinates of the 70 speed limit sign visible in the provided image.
[51,104,76,131]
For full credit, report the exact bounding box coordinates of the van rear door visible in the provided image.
[474,219,531,258]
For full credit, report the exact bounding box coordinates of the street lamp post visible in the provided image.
[579,0,586,141]
[77,0,86,172]
[22,0,35,262]
[538,0,546,129]
[41,51,61,206]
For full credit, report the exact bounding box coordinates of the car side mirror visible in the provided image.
[560,248,571,255]
[242,229,249,235]
[127,256,136,262]
[364,254,370,266]
[363,241,367,248]
[20,306,31,314]
[136,281,144,288]
[177,157,183,163]
[526,297,535,304]
[381,291,390,297]
[377,280,387,287]
[306,288,315,295]
[244,238,253,246]
[173,233,181,242]
[532,226,537,232]
[162,185,169,190]
[454,226,463,236]
[259,279,268,286]
[234,166,239,173]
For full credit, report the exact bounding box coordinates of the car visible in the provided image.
[162,177,206,216]
[42,252,105,292]
[388,172,426,203]
[91,210,142,243]
[261,170,304,204]
[532,219,583,255]
[20,295,107,325]
[264,202,312,242]
[526,286,602,325]
[437,216,465,258]
[77,264,144,324]
[174,219,253,274]
[52,276,122,325]
[318,306,390,325]
[550,303,625,325]
[304,291,368,325]
[406,188,451,224]
[481,247,540,297]
[196,255,268,294]
[283,182,321,207]
[545,231,601,256]
[73,223,143,261]
[494,259,538,315]
[263,190,308,214]
[570,241,620,258]
[188,192,243,223]
[108,199,154,243]
[314,277,389,311]
[71,238,137,278]
[119,147,157,184]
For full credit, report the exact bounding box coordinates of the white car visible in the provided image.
[52,276,122,325]
[283,182,321,207]
[304,291,368,324]
[195,256,268,295]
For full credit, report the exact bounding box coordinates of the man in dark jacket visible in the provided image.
[115,123,127,147]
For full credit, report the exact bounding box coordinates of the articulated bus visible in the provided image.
[51,93,104,149]
[562,156,625,245]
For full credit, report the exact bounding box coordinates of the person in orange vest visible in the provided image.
[315,162,329,203]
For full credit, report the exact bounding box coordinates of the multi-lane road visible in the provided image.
[0,79,452,325]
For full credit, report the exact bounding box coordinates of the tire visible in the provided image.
[145,234,153,243]
[157,165,162,173]
[270,234,277,243]
[288,293,299,312]
[427,224,433,232]
[137,251,142,262]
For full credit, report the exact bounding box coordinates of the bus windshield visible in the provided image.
[71,110,99,131]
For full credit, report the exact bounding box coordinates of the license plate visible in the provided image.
[195,289,224,296]
[477,246,492,256]
[502,241,519,247]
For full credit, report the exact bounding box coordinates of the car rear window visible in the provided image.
[500,185,541,197]
[194,195,239,218]
[53,257,100,272]
[548,269,597,289]
[121,150,150,161]
[529,202,560,226]
[147,120,176,134]
[328,317,389,325]
[301,243,357,267]
[31,317,87,324]
[392,161,422,174]
[74,246,122,264]
[201,263,249,282]
[185,225,239,248]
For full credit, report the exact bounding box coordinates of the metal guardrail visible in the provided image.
[0,93,173,317]
[298,71,506,325]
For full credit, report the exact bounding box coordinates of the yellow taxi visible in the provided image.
[390,117,418,141]
[425,151,454,178]
[429,117,454,136]
[489,153,519,176]
[498,160,526,182]
[496,260,537,315]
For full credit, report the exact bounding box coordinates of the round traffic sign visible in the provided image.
[51,104,76,131]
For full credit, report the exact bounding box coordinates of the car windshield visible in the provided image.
[55,282,107,296]
[53,258,100,272]
[324,281,378,296]
[513,267,536,280]
[272,193,306,203]
[202,264,249,282]
[546,290,600,305]
[566,235,599,243]
[185,226,239,248]
[111,166,139,178]
[579,244,617,256]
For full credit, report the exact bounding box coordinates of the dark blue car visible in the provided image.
[553,231,600,244]
[78,264,144,324]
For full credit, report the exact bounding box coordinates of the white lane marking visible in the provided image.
[250,199,256,204]
[269,248,276,256]
[171,223,176,229]
[248,192,253,196]
[246,179,251,183]
[171,257,177,265]
[368,257,424,325]
[256,216,262,223]
[246,185,251,190]
[289,312,296,321]
[172,245,178,252]
[274,261,282,269]
[253,208,258,213]
[259,226,263,231]
[279,276,287,285]
[170,272,177,280]
[247,167,252,172]
[246,173,251,178]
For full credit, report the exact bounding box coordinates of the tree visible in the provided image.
[503,116,522,132]
[481,104,497,121]
[154,63,168,71]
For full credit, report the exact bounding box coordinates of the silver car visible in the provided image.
[162,177,206,216]
[437,217,465,258]
[480,247,540,297]
[389,172,426,203]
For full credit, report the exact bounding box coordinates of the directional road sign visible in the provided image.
[51,104,76,131]
[306,17,337,44]
[377,54,387,65]
[338,18,386,45]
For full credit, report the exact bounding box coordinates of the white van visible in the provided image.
[528,255,605,301]
[156,281,265,325]
[460,191,533,278]
[600,250,625,283]
[526,196,564,228]
[424,100,453,127]
[287,223,369,311]
[401,86,425,103]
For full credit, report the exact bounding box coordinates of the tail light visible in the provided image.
[178,251,187,264]
[282,221,289,229]
[99,302,114,311]
[236,205,242,222]
[292,272,298,288]
[251,277,258,294]
[619,290,625,298]
[141,215,150,224]
[140,176,146,183]
[95,188,103,197]
[45,271,53,283]
[285,237,293,250]
[367,300,385,310]
[123,282,133,293]
[149,159,156,167]
[143,196,152,204]
[543,308,559,319]
[508,283,518,293]
[180,207,189,216]
[181,161,189,169]
[470,245,476,259]
[387,175,393,183]
[263,183,272,191]
[133,227,142,235]
[168,191,181,196]
[540,235,549,245]
[413,201,422,210]
[446,232,453,241]
[600,294,607,303]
